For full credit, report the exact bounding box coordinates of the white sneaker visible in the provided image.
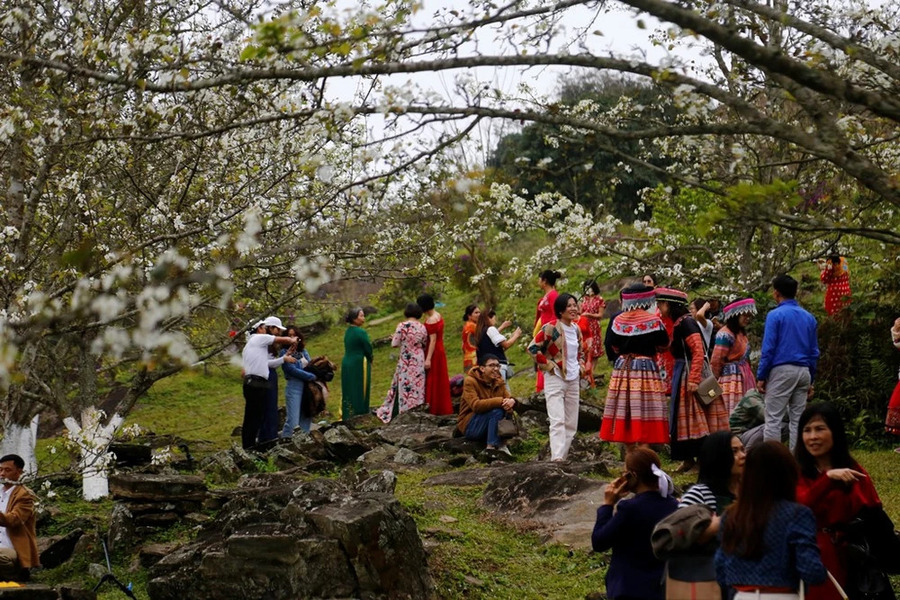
[498,445,512,456]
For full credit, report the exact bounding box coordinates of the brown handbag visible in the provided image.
[695,374,723,406]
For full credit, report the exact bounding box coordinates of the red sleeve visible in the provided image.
[685,333,705,384]
[797,472,834,508]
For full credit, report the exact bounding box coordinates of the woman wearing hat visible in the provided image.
[711,299,758,415]
[657,288,722,472]
[600,285,670,452]
[240,317,298,449]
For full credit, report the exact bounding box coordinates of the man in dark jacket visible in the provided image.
[458,355,516,452]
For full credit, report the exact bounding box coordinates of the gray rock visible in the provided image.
[146,477,433,600]
[393,447,423,465]
[59,587,98,600]
[356,443,399,465]
[356,470,397,494]
[322,425,372,462]
[0,585,59,599]
[37,528,84,569]
[109,474,207,502]
[107,503,134,554]
[479,462,606,549]
[139,542,182,568]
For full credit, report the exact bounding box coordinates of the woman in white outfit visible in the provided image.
[527,293,584,461]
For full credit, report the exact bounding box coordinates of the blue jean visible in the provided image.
[282,381,311,436]
[465,407,506,447]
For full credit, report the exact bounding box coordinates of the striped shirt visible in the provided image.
[679,483,717,511]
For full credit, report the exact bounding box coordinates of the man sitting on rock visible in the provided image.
[458,354,516,454]
[0,454,38,581]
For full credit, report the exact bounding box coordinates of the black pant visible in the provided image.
[242,381,269,449]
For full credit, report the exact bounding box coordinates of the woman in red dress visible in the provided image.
[885,317,900,448]
[796,403,882,600]
[534,269,561,392]
[819,254,851,316]
[417,293,453,415]
[579,279,606,387]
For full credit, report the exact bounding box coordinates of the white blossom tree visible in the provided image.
[3,0,900,496]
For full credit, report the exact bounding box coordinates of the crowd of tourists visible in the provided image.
[236,259,900,600]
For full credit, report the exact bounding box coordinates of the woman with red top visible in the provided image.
[884,317,900,448]
[795,403,881,600]
[657,287,725,473]
[818,254,851,316]
[534,269,561,392]
[418,294,453,415]
[461,304,480,373]
[600,285,670,452]
[579,279,606,388]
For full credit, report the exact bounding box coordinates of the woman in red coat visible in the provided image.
[795,403,881,600]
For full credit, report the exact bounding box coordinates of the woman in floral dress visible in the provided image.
[376,304,428,423]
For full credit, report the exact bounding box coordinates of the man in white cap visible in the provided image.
[241,317,297,449]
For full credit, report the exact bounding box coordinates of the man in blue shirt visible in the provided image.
[756,274,820,450]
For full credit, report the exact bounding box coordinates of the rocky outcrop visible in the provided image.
[146,472,433,600]
[108,474,208,548]
[479,462,609,549]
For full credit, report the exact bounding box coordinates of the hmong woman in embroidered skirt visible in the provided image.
[600,285,670,450]
[711,299,758,415]
[657,288,726,467]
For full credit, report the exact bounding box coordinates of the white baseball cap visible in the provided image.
[262,316,287,331]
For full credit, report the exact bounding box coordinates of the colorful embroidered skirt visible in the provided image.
[600,356,669,444]
[886,379,900,436]
[719,361,757,415]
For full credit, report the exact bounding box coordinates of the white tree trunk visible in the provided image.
[0,415,39,476]
[63,409,124,501]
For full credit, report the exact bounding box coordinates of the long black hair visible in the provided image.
[795,402,857,479]
[697,431,737,497]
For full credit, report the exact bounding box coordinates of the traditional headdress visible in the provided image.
[621,289,656,311]
[654,287,689,305]
[723,298,757,321]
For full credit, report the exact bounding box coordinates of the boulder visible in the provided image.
[107,504,134,554]
[37,529,84,569]
[140,542,182,568]
[355,470,397,495]
[393,448,423,465]
[356,443,400,465]
[479,462,606,549]
[147,478,433,600]
[322,425,372,462]
[109,474,207,502]
[0,586,59,599]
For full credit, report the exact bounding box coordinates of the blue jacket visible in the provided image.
[592,491,678,600]
[282,349,316,387]
[715,500,826,590]
[756,300,819,383]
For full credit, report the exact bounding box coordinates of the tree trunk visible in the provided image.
[0,415,39,476]
[63,408,124,501]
